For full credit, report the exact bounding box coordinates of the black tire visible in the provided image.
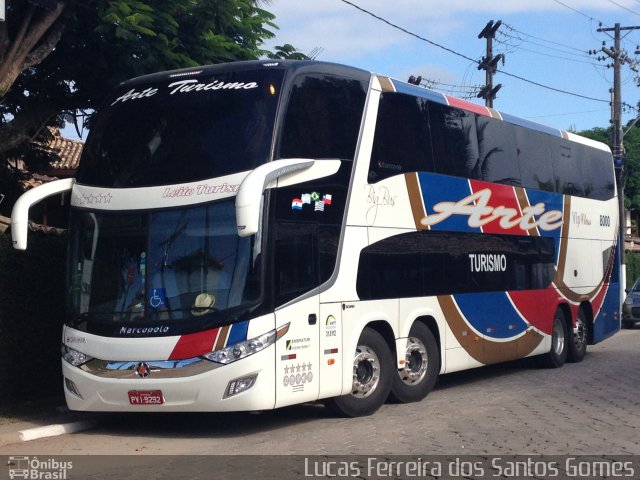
[388,322,440,403]
[622,320,635,329]
[538,308,568,368]
[327,328,393,417]
[567,308,588,363]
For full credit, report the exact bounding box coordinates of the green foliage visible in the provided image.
[1,0,302,171]
[268,44,310,60]
[579,125,640,211]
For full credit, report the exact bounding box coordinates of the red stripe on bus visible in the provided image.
[445,95,491,117]
[168,327,220,360]
[508,289,560,335]
[469,180,526,235]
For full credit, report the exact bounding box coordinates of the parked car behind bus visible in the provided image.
[623,277,640,328]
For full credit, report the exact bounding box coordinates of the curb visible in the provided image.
[20,419,98,442]
[0,418,98,448]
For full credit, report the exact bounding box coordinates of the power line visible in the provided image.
[550,0,602,23]
[549,0,639,51]
[421,79,482,100]
[338,0,478,65]
[607,0,640,17]
[502,22,589,55]
[338,0,610,104]
[496,35,607,66]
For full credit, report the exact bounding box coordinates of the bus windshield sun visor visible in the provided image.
[235,158,314,237]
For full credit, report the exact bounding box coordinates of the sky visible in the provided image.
[62,0,640,140]
[261,0,640,133]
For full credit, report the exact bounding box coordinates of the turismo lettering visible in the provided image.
[469,253,507,272]
[167,79,258,94]
[421,189,563,232]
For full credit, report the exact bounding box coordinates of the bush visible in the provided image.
[626,251,640,289]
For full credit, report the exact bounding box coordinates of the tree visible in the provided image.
[268,43,309,60]
[0,0,285,161]
[579,125,640,212]
[0,1,66,99]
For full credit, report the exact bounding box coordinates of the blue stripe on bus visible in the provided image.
[523,189,564,263]
[593,243,621,343]
[227,320,249,346]
[418,172,482,233]
[454,292,529,338]
[499,112,562,137]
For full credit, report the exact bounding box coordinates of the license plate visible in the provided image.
[128,390,164,405]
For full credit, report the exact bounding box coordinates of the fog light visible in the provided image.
[223,374,258,398]
[64,377,83,399]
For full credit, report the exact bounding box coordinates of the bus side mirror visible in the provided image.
[235,159,314,237]
[11,178,75,250]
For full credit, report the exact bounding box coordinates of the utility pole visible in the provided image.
[477,20,504,108]
[596,23,640,268]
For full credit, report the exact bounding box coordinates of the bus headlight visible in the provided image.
[62,345,94,367]
[203,329,277,364]
[202,323,289,365]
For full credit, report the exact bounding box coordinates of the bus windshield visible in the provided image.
[76,67,285,188]
[68,200,262,331]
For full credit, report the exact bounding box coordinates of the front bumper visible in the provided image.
[62,345,276,412]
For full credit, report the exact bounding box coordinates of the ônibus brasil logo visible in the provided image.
[7,456,73,479]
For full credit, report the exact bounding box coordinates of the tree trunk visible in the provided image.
[0,2,67,99]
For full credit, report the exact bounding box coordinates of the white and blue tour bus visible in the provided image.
[11,60,621,416]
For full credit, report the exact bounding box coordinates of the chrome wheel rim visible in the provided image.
[398,336,428,386]
[351,345,380,398]
[553,318,566,356]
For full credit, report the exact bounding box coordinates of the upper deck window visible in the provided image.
[277,73,367,161]
[77,68,285,188]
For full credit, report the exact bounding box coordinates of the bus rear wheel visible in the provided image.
[567,307,588,363]
[327,327,393,417]
[388,322,439,403]
[539,308,568,368]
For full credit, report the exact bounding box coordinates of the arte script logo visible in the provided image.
[111,79,259,106]
[421,189,563,232]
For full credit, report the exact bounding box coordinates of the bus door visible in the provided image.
[273,222,321,407]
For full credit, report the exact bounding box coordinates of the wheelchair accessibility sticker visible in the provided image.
[148,288,167,309]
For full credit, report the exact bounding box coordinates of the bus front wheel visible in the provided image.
[327,327,393,417]
[539,309,568,368]
[388,322,440,403]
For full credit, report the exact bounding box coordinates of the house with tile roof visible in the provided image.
[0,128,83,233]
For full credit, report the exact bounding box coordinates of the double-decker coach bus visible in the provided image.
[11,60,620,417]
